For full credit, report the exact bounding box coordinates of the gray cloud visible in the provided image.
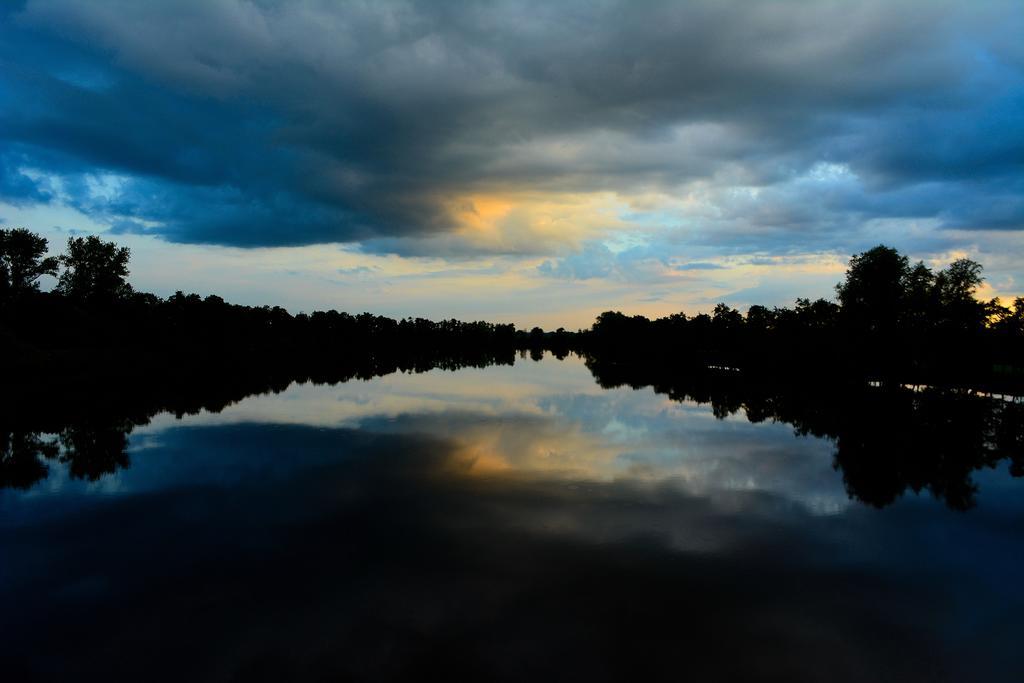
[675,262,726,271]
[1,0,1021,252]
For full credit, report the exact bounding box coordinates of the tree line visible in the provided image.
[0,228,1022,389]
[583,245,1022,385]
[0,228,526,381]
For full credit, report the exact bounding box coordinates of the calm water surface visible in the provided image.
[2,355,1022,681]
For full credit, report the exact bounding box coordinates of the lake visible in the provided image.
[2,353,1022,682]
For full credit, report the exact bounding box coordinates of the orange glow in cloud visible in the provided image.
[454,196,515,232]
[442,191,629,253]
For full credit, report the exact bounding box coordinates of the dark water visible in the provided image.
[2,355,1022,682]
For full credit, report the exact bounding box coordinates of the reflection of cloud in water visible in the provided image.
[128,356,848,513]
[3,422,1018,682]
[139,354,603,430]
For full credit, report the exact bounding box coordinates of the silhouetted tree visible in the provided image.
[990,297,1024,340]
[901,260,937,332]
[934,258,986,333]
[0,228,59,299]
[745,305,774,332]
[712,303,743,331]
[794,297,839,329]
[56,235,132,302]
[836,245,909,334]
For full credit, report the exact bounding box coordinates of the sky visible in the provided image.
[1,0,1022,329]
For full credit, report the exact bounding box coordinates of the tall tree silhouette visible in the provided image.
[0,228,59,299]
[901,261,937,332]
[56,235,132,302]
[935,258,986,333]
[835,245,909,334]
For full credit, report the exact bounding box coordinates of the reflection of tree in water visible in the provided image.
[0,430,57,490]
[0,420,133,490]
[0,353,517,492]
[827,389,1020,510]
[57,420,132,482]
[4,354,1023,510]
[585,355,1024,511]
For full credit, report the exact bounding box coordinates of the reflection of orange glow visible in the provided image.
[442,421,626,482]
[452,444,513,476]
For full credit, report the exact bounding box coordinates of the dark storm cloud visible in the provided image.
[1,0,1022,250]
